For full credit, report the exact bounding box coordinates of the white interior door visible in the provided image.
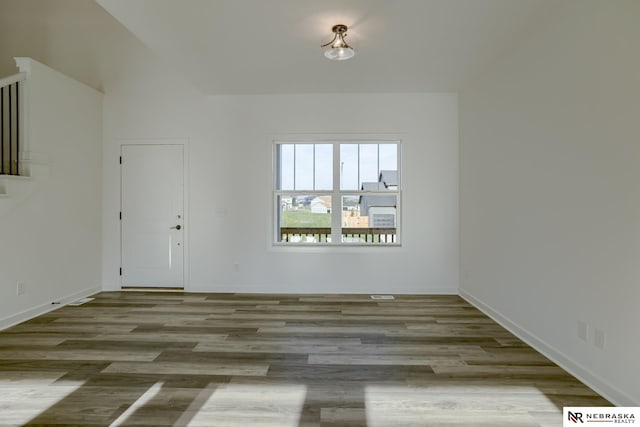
[121,144,184,288]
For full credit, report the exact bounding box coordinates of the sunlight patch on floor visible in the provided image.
[109,381,164,427]
[0,375,84,426]
[181,383,307,427]
[364,384,560,426]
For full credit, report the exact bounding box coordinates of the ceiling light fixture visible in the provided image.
[321,24,355,61]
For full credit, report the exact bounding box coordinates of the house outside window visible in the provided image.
[274,141,401,245]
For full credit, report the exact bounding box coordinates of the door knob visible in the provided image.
[170,225,182,230]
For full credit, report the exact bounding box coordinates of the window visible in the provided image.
[274,141,401,245]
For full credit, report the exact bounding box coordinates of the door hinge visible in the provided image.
[119,211,122,220]
[119,156,122,164]
[119,268,122,276]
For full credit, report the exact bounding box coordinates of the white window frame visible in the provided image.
[273,139,402,246]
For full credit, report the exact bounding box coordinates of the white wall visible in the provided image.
[460,0,640,405]
[102,60,459,294]
[0,58,102,328]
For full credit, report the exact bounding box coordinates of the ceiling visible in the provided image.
[0,0,150,92]
[0,0,558,95]
[96,0,558,95]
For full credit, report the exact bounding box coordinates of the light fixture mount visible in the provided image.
[331,24,348,35]
[322,24,355,61]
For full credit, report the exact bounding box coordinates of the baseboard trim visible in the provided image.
[459,289,637,406]
[121,286,184,292]
[186,283,458,295]
[0,285,102,331]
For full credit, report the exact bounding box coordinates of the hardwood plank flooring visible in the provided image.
[0,292,609,426]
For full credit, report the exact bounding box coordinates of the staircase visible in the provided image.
[0,65,49,216]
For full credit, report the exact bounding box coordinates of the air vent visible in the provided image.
[67,297,95,306]
[370,295,395,300]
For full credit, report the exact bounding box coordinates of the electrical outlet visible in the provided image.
[16,282,25,296]
[594,328,605,350]
[578,320,588,341]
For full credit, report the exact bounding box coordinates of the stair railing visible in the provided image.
[0,72,26,176]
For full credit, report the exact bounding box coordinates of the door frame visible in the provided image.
[119,139,190,290]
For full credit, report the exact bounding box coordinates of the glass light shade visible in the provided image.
[324,47,355,61]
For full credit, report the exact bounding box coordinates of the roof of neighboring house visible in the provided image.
[359,176,397,215]
[379,170,398,188]
[359,194,396,216]
[361,182,386,191]
[311,195,332,208]
[358,170,399,215]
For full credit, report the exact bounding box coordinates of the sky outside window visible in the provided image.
[279,144,294,190]
[279,142,397,191]
[279,144,333,191]
[340,143,398,190]
[294,144,313,190]
[314,144,333,190]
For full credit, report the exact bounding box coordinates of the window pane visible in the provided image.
[359,144,379,189]
[278,144,294,190]
[379,144,398,190]
[379,144,397,171]
[340,144,358,191]
[294,145,314,190]
[278,194,332,243]
[314,144,333,190]
[341,194,397,243]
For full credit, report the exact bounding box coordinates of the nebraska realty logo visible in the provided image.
[564,407,639,425]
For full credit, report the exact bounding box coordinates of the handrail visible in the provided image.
[0,72,26,89]
[280,227,397,243]
[280,227,397,234]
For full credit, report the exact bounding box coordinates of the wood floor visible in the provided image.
[0,292,609,426]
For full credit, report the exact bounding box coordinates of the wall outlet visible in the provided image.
[578,320,588,341]
[594,328,605,350]
[16,282,25,296]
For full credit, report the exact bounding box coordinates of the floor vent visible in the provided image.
[370,295,395,300]
[67,297,95,306]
